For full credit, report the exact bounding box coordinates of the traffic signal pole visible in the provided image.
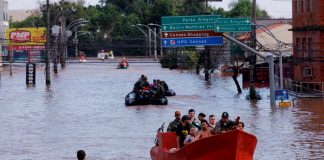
[223,33,276,107]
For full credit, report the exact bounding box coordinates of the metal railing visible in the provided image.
[282,78,324,97]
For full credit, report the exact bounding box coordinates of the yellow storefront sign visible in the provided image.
[279,101,292,107]
[5,27,46,46]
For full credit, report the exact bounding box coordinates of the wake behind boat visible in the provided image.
[150,129,257,160]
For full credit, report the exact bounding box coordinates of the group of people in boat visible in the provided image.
[166,109,244,149]
[133,75,170,98]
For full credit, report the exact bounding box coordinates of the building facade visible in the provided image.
[0,0,9,39]
[292,0,324,92]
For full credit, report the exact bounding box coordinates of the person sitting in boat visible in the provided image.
[183,126,196,145]
[194,119,213,141]
[237,122,244,130]
[160,80,169,92]
[153,81,166,98]
[150,79,157,89]
[176,115,191,148]
[214,112,235,134]
[167,111,182,132]
[119,57,129,67]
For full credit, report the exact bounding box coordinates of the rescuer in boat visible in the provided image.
[176,115,191,148]
[214,112,235,134]
[133,75,148,97]
[167,111,182,132]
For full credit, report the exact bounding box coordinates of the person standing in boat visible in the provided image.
[176,115,191,148]
[167,111,182,132]
[214,112,235,134]
[208,114,216,129]
[188,109,200,131]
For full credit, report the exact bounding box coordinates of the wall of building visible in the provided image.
[292,0,324,83]
[0,0,9,39]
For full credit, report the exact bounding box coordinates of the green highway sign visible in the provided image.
[162,16,251,32]
[162,23,215,32]
[214,18,251,32]
[214,18,251,25]
[214,25,251,32]
[162,15,221,25]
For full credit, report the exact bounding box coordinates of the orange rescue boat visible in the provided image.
[150,129,257,160]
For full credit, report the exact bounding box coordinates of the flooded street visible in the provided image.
[0,62,323,160]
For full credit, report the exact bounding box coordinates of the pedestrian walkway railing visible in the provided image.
[282,78,324,97]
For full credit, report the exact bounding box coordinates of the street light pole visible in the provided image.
[148,27,152,57]
[74,27,78,58]
[148,23,162,59]
[153,27,157,61]
[45,0,51,85]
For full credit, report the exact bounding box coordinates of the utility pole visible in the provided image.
[60,12,66,68]
[249,0,258,99]
[203,0,211,81]
[45,0,51,85]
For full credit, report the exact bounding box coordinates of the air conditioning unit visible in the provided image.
[303,67,312,77]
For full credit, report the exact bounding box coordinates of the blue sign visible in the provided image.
[275,90,289,100]
[162,36,223,47]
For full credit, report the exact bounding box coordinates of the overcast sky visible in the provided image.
[7,0,292,18]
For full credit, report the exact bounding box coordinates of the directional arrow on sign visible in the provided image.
[163,40,167,45]
[164,32,169,38]
[215,26,220,32]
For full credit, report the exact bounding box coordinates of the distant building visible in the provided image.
[291,0,324,93]
[0,0,9,39]
[7,10,32,22]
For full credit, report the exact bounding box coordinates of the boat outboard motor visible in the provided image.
[154,122,165,146]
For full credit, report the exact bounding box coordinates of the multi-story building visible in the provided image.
[291,0,324,93]
[0,0,9,39]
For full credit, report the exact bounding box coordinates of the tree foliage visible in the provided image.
[9,0,271,56]
[228,0,270,18]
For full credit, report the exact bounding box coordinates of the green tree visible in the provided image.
[228,0,271,18]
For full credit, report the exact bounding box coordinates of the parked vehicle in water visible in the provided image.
[97,50,114,60]
[150,129,257,160]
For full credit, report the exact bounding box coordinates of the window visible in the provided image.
[303,67,312,77]
[296,38,300,57]
[308,38,313,60]
[309,0,313,12]
[302,38,307,58]
[302,0,306,12]
[296,0,300,13]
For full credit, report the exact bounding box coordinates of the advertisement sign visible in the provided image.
[5,27,46,46]
[5,28,46,62]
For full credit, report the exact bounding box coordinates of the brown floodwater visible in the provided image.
[0,61,323,160]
